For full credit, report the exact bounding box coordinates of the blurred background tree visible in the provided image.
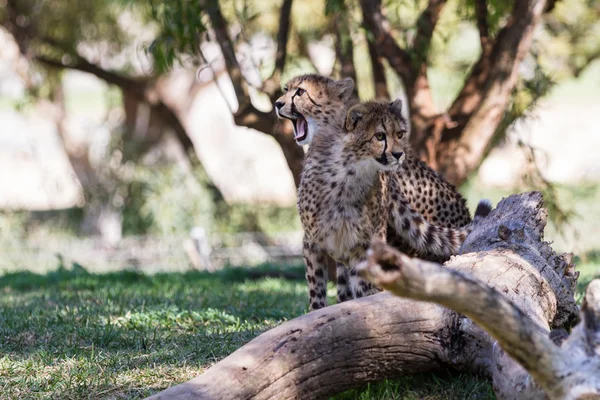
[0,0,599,241]
[142,0,600,185]
[1,3,599,396]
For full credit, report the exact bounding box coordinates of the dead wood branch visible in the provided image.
[147,294,453,399]
[147,192,597,400]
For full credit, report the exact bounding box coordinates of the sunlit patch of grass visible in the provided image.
[1,247,598,399]
[0,265,307,399]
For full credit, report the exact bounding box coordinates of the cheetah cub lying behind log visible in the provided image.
[295,98,489,311]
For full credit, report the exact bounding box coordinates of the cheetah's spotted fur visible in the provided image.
[275,75,489,310]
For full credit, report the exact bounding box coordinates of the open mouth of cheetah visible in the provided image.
[282,112,308,143]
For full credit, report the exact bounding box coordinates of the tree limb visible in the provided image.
[361,243,600,400]
[474,0,490,50]
[200,0,251,109]
[200,0,304,187]
[146,293,453,400]
[411,0,448,66]
[447,0,544,123]
[360,0,441,148]
[35,55,146,94]
[262,0,293,101]
[36,55,197,154]
[433,0,547,184]
[359,0,413,87]
[359,240,566,393]
[146,192,600,400]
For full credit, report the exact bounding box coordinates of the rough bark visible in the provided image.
[146,192,598,400]
[148,296,453,400]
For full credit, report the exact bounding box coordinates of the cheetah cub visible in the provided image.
[297,99,483,311]
[278,74,487,249]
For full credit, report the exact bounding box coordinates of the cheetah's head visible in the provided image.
[274,74,355,145]
[344,99,409,171]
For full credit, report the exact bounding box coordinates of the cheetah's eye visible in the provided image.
[397,130,406,139]
[283,86,288,93]
[375,132,385,141]
[296,88,306,96]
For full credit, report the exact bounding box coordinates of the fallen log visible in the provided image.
[147,192,598,400]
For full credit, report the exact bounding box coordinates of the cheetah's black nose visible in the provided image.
[274,101,284,110]
[392,152,404,160]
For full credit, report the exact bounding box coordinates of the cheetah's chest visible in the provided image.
[323,206,373,261]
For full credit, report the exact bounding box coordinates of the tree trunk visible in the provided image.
[417,0,547,185]
[359,0,548,187]
[145,192,600,400]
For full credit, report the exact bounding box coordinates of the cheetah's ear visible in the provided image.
[389,98,404,120]
[332,77,355,102]
[345,106,363,132]
[390,98,402,112]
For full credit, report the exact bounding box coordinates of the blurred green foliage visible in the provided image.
[2,0,599,239]
[5,0,599,106]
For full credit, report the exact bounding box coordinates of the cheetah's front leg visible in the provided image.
[335,262,353,304]
[302,237,328,311]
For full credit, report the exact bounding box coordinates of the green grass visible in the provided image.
[0,264,309,399]
[1,256,598,400]
[336,373,495,400]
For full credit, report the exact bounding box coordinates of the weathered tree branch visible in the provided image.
[146,294,453,400]
[361,245,600,399]
[360,242,567,397]
[146,192,598,400]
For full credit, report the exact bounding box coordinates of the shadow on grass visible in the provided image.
[0,262,306,290]
[0,262,496,399]
[0,262,488,399]
[0,262,309,398]
[334,368,495,400]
